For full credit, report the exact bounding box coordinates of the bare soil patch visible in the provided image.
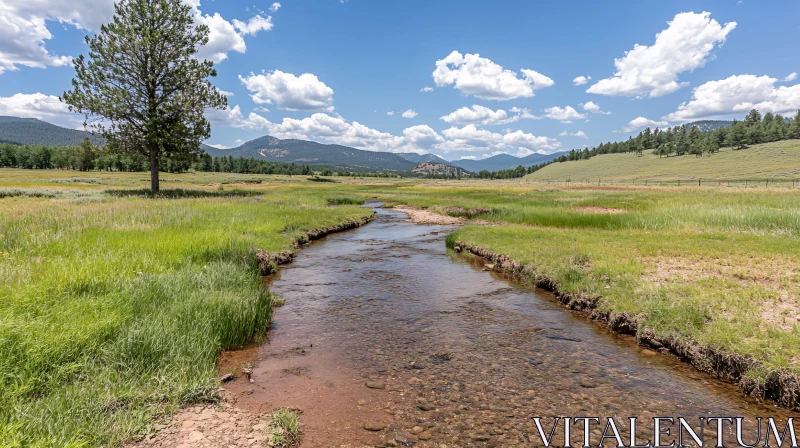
[394,205,465,225]
[574,206,626,214]
[643,255,800,331]
[131,403,270,448]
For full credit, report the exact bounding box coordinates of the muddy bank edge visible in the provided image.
[451,240,800,411]
[256,213,375,275]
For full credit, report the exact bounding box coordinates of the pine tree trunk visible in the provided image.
[149,147,160,193]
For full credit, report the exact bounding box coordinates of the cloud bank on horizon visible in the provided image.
[0,2,798,161]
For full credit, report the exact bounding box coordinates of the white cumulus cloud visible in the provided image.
[433,51,554,100]
[0,92,82,128]
[269,3,281,13]
[440,105,541,125]
[573,76,591,86]
[442,125,504,148]
[401,109,418,119]
[439,125,560,154]
[623,117,669,132]
[784,72,798,82]
[209,107,404,152]
[502,131,561,151]
[420,86,434,93]
[239,70,334,111]
[543,106,587,123]
[582,101,610,115]
[587,12,736,98]
[0,0,275,73]
[232,15,274,36]
[440,105,512,126]
[212,105,563,156]
[403,125,444,148]
[207,104,272,130]
[664,74,800,122]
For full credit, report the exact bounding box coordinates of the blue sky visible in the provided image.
[0,0,798,161]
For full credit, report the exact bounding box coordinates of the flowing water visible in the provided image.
[220,206,793,447]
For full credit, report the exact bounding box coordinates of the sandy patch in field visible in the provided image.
[131,403,272,448]
[574,206,626,214]
[643,255,800,331]
[394,205,465,225]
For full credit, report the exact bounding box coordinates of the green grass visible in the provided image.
[0,186,371,446]
[525,139,800,182]
[269,409,301,447]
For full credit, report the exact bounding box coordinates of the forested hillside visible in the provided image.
[552,109,800,164]
[0,117,103,146]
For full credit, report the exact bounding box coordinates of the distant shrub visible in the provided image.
[0,188,60,199]
[308,176,337,183]
[51,178,99,184]
[327,195,364,206]
[106,188,260,199]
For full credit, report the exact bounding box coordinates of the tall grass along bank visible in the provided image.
[0,190,372,446]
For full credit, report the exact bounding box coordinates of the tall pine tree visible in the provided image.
[62,0,227,192]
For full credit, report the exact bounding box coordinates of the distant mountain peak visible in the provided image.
[396,152,449,165]
[202,135,416,172]
[449,151,569,172]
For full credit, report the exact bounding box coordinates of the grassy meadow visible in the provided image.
[526,139,800,182]
[2,167,800,445]
[0,171,371,446]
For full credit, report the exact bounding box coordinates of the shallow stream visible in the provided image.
[221,206,792,447]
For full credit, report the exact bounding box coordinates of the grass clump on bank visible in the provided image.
[268,409,301,447]
[0,190,371,447]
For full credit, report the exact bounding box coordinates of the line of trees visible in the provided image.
[475,163,548,179]
[0,140,406,177]
[554,109,800,164]
[1,139,193,173]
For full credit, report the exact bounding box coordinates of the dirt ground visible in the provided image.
[574,206,626,214]
[130,400,272,448]
[393,205,465,225]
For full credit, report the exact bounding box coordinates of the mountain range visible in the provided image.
[203,136,417,172]
[446,151,570,172]
[1,115,572,173]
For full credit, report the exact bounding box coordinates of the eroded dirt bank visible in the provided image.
[199,207,792,447]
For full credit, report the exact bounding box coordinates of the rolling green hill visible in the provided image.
[0,116,103,146]
[525,139,800,181]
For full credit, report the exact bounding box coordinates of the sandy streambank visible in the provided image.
[131,403,270,448]
[393,205,465,225]
[452,240,800,412]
